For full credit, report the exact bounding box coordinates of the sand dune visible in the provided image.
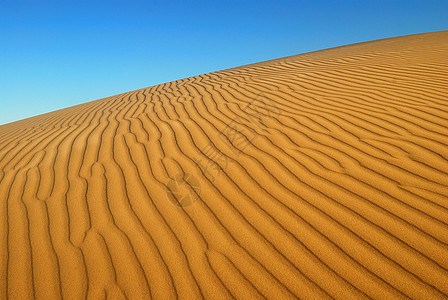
[0,31,447,299]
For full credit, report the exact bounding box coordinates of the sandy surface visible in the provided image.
[0,31,447,299]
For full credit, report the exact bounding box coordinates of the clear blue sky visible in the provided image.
[1,0,447,125]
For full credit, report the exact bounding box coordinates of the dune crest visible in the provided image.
[0,31,447,299]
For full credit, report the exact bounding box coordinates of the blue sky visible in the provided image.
[1,0,447,125]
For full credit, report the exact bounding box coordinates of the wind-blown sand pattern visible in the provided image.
[1,31,448,299]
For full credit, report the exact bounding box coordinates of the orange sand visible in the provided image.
[0,31,447,299]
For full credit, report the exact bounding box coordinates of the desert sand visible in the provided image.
[0,31,447,299]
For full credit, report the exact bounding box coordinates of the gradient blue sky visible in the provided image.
[1,0,447,125]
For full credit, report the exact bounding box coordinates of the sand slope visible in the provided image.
[0,31,447,299]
